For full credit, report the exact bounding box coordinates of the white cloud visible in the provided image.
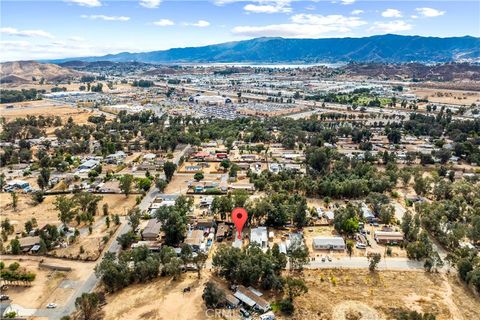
[382,9,402,18]
[244,3,291,14]
[351,10,364,15]
[153,19,175,26]
[0,27,54,38]
[68,36,85,42]
[215,0,293,13]
[340,0,356,5]
[139,0,162,8]
[232,14,367,38]
[0,38,141,62]
[370,20,412,33]
[66,0,102,7]
[415,7,445,18]
[186,20,210,27]
[81,15,130,21]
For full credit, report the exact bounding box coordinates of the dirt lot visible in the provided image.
[102,273,209,320]
[0,257,95,309]
[412,88,480,106]
[288,269,480,320]
[101,268,479,320]
[0,193,136,235]
[0,100,107,131]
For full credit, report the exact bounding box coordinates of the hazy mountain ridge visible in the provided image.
[48,35,480,64]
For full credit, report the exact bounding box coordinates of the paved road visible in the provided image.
[306,256,425,271]
[31,219,130,319]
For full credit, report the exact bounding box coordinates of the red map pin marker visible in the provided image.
[232,207,248,240]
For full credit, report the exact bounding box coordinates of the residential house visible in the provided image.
[142,219,162,241]
[250,227,268,250]
[18,236,40,253]
[312,237,346,250]
[234,285,271,313]
[374,231,404,244]
[185,230,205,251]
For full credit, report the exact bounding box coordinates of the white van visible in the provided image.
[260,311,275,320]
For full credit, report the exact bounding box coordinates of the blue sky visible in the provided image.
[1,0,479,61]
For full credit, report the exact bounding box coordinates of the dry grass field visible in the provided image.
[103,273,209,320]
[100,268,479,320]
[0,193,136,235]
[412,88,480,106]
[0,100,110,135]
[288,269,480,320]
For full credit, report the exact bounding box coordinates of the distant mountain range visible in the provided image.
[49,34,480,64]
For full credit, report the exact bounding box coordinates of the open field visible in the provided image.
[0,193,136,235]
[412,88,480,106]
[0,100,107,132]
[0,258,95,309]
[102,273,209,320]
[100,268,480,320]
[289,269,480,320]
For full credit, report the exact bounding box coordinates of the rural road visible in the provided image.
[29,218,131,319]
[306,256,425,271]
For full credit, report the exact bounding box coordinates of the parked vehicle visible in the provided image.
[240,308,251,318]
[46,303,57,309]
[0,295,10,301]
[356,243,367,249]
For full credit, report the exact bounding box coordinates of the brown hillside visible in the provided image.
[0,60,81,83]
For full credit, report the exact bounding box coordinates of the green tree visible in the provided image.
[202,281,225,308]
[155,178,168,192]
[387,129,402,144]
[333,204,359,236]
[194,172,204,181]
[368,252,381,272]
[211,196,233,220]
[280,277,308,315]
[10,238,21,254]
[54,195,76,227]
[37,167,50,191]
[193,252,208,278]
[346,240,354,258]
[379,205,395,224]
[163,161,177,182]
[287,240,309,272]
[11,192,18,210]
[232,189,249,208]
[75,292,100,320]
[102,203,109,216]
[220,159,230,172]
[117,231,136,250]
[119,174,134,197]
[127,207,141,233]
[155,206,187,246]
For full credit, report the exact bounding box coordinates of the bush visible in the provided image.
[279,298,294,315]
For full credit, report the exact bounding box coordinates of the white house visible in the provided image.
[312,237,345,250]
[250,227,268,249]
